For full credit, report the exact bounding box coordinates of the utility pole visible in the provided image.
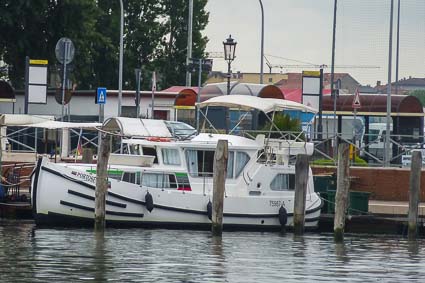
[385,0,394,166]
[395,0,400,95]
[331,0,338,157]
[118,0,124,117]
[259,0,264,84]
[185,0,193,86]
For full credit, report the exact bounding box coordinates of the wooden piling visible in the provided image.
[94,132,111,231]
[293,154,309,235]
[212,139,228,236]
[334,143,350,242]
[408,150,422,239]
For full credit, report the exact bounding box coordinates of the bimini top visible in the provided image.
[103,117,172,138]
[198,95,317,113]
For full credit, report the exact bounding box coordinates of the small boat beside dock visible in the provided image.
[31,96,323,230]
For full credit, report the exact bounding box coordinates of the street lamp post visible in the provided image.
[223,35,237,133]
[331,0,338,157]
[118,0,124,117]
[385,0,395,166]
[259,0,264,84]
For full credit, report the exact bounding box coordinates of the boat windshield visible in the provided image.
[185,150,250,179]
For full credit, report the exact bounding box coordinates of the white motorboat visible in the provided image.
[31,95,322,230]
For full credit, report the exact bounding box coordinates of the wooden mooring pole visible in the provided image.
[94,132,111,231]
[293,154,309,235]
[408,150,422,239]
[334,143,350,242]
[212,140,228,236]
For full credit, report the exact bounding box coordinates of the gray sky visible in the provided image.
[204,0,425,86]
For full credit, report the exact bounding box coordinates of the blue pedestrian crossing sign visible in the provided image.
[96,87,107,104]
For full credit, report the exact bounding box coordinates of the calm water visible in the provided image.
[0,220,425,282]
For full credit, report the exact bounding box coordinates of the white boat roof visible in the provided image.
[190,133,261,147]
[23,120,101,130]
[123,133,262,149]
[0,114,54,125]
[198,95,317,113]
[103,117,172,138]
[0,114,100,129]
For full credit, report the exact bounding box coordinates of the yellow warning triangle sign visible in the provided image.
[352,89,361,109]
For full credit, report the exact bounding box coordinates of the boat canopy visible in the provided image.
[103,117,172,138]
[0,114,100,129]
[198,95,317,114]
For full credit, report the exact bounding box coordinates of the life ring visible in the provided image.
[146,137,171,142]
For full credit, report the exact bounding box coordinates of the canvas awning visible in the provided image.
[198,95,317,113]
[23,121,101,130]
[0,114,101,129]
[102,117,172,138]
[0,114,54,126]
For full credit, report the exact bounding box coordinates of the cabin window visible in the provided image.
[141,173,177,189]
[186,150,234,178]
[142,147,158,164]
[122,172,140,185]
[162,148,181,165]
[107,170,123,181]
[270,174,295,191]
[235,152,250,177]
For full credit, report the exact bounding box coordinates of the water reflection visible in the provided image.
[335,242,349,263]
[211,236,226,281]
[407,239,419,258]
[292,234,305,258]
[93,231,107,282]
[1,221,425,282]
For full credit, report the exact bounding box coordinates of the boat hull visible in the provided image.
[31,158,322,230]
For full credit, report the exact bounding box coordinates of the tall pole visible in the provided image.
[225,61,231,133]
[61,41,69,122]
[196,59,202,131]
[24,56,29,114]
[395,0,400,95]
[318,68,324,140]
[331,0,338,157]
[385,0,394,166]
[259,0,264,84]
[151,71,156,119]
[186,0,193,86]
[135,69,141,118]
[118,0,124,117]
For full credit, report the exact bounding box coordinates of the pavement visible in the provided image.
[369,200,425,216]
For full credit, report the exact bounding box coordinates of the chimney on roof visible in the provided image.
[376,80,381,87]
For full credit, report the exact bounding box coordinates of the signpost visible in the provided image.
[24,57,48,113]
[302,70,323,139]
[96,87,107,122]
[55,37,75,122]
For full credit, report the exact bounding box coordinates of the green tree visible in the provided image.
[0,0,209,90]
[155,0,209,89]
[0,0,102,89]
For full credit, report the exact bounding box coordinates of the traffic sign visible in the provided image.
[96,87,107,104]
[352,88,361,109]
[55,38,75,64]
